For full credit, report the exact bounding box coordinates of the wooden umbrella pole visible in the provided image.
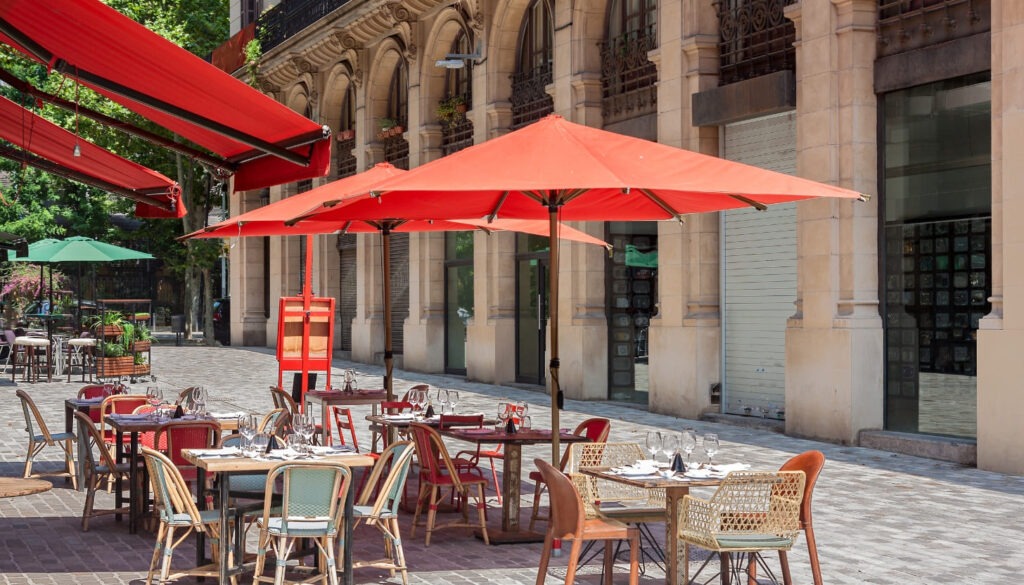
[548,204,561,464]
[381,228,395,445]
[299,234,314,409]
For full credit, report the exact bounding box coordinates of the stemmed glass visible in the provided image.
[145,387,163,421]
[409,389,426,414]
[704,433,720,466]
[497,400,511,430]
[238,414,257,449]
[645,430,663,462]
[447,391,460,414]
[436,389,450,415]
[515,401,528,425]
[300,413,317,450]
[680,430,697,465]
[661,432,679,464]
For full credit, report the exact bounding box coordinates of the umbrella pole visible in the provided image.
[548,205,561,464]
[47,266,54,346]
[381,228,395,444]
[300,234,314,410]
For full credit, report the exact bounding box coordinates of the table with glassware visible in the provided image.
[184,446,376,585]
[303,388,387,444]
[441,426,590,544]
[65,396,105,489]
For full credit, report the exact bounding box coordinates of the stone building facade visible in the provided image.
[221,0,1023,474]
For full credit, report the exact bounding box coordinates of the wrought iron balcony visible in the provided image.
[877,0,988,58]
[257,0,353,53]
[600,29,658,124]
[441,118,474,157]
[714,0,797,87]
[510,64,554,130]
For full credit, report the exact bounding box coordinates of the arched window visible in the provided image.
[441,29,475,156]
[510,0,554,129]
[336,83,357,179]
[383,56,409,170]
[444,30,473,107]
[601,0,658,124]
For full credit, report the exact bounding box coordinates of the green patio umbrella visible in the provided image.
[7,236,154,334]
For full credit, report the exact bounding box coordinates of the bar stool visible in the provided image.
[13,336,51,383]
[66,337,97,382]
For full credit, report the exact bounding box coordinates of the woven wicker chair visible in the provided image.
[352,440,416,585]
[678,470,806,585]
[408,423,489,546]
[16,389,77,488]
[259,408,290,437]
[778,451,825,585]
[253,461,351,585]
[74,410,131,531]
[534,458,639,585]
[528,418,611,529]
[141,446,232,585]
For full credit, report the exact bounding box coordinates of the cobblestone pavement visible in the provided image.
[1,344,1022,584]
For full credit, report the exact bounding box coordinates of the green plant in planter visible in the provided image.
[134,353,148,365]
[97,341,126,358]
[437,95,467,128]
[378,117,399,133]
[118,321,136,354]
[136,324,154,342]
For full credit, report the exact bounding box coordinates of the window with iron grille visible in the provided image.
[383,57,410,169]
[600,0,658,124]
[715,0,797,86]
[441,30,474,156]
[877,0,989,58]
[511,0,554,129]
[241,0,263,28]
[336,84,357,179]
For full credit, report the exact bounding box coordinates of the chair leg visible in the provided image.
[425,485,439,546]
[565,538,584,585]
[779,551,793,585]
[603,541,614,585]
[805,524,823,585]
[22,442,35,479]
[628,531,640,585]
[487,456,502,505]
[159,525,176,584]
[683,542,690,585]
[536,532,554,585]
[474,484,489,545]
[410,482,428,537]
[390,517,409,585]
[146,522,166,585]
[746,554,758,585]
[82,474,97,532]
[63,439,78,490]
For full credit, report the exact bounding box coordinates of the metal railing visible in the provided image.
[600,29,658,124]
[714,0,797,86]
[441,117,474,157]
[877,0,988,58]
[257,0,352,53]
[510,64,554,129]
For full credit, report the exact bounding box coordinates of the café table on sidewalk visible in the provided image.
[441,427,589,544]
[579,467,724,585]
[304,388,386,445]
[183,446,376,585]
[65,396,104,490]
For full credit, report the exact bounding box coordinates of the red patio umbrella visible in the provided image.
[183,163,609,403]
[293,114,867,461]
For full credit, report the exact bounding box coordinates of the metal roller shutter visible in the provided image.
[722,112,796,418]
[388,233,410,354]
[338,234,357,351]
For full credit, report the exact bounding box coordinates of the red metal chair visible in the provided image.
[408,423,489,546]
[529,417,611,530]
[154,420,220,485]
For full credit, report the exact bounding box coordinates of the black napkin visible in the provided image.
[173,404,184,419]
[425,404,435,418]
[505,418,518,434]
[671,452,686,473]
[266,435,279,452]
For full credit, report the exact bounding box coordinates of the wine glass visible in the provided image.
[516,401,528,422]
[447,391,460,414]
[497,400,510,430]
[145,386,162,406]
[250,433,270,458]
[680,430,697,465]
[300,413,317,450]
[238,414,257,448]
[661,432,679,464]
[436,389,450,415]
[645,430,663,462]
[409,389,425,413]
[704,433,720,466]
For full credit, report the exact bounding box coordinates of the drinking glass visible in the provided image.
[238,414,257,447]
[299,413,316,451]
[516,401,528,423]
[436,389,450,415]
[645,430,663,461]
[250,433,270,457]
[661,432,679,463]
[286,433,305,454]
[521,415,532,430]
[704,433,720,465]
[497,400,510,430]
[447,391,459,414]
[680,430,697,464]
[145,386,162,406]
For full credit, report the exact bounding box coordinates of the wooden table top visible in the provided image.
[304,389,388,406]
[442,428,590,446]
[365,414,500,428]
[104,414,240,432]
[182,449,376,472]
[0,477,53,498]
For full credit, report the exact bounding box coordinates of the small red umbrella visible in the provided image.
[293,114,867,461]
[184,162,609,402]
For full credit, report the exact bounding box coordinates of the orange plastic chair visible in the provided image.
[534,458,639,585]
[528,417,611,530]
[408,423,489,546]
[778,450,826,585]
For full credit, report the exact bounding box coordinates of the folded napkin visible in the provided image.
[708,463,750,473]
[383,414,415,421]
[683,468,726,479]
[210,412,246,419]
[310,445,356,456]
[110,413,149,421]
[191,446,242,457]
[611,464,661,477]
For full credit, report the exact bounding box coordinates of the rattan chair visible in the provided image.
[528,417,611,529]
[534,458,639,585]
[352,440,416,585]
[74,410,131,531]
[141,446,232,585]
[778,451,825,585]
[16,389,77,488]
[408,423,489,546]
[678,470,806,585]
[253,461,352,585]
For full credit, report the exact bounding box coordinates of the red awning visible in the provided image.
[0,93,183,216]
[0,0,331,192]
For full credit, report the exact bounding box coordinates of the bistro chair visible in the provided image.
[778,451,826,585]
[352,440,416,585]
[528,417,611,530]
[154,420,220,485]
[65,335,96,382]
[369,398,415,453]
[408,423,489,546]
[16,389,77,488]
[74,410,131,531]
[678,471,805,585]
[141,446,232,585]
[99,394,150,444]
[78,383,116,423]
[253,461,352,585]
[534,458,639,585]
[330,406,362,450]
[269,385,298,415]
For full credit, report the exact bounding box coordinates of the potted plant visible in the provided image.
[337,128,355,141]
[96,340,134,377]
[437,95,467,129]
[88,311,125,337]
[377,117,398,139]
[132,323,154,353]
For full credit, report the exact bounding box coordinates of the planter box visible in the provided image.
[133,363,151,376]
[97,356,134,377]
[337,129,355,141]
[132,340,151,352]
[97,325,123,337]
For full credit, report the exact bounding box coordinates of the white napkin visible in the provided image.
[211,412,246,419]
[708,463,750,473]
[192,446,241,457]
[310,445,355,455]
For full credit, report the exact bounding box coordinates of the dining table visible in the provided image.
[184,447,376,585]
[579,467,724,585]
[65,396,105,490]
[303,388,387,445]
[104,412,242,532]
[441,427,589,544]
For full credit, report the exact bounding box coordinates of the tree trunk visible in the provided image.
[185,266,199,341]
[202,266,215,345]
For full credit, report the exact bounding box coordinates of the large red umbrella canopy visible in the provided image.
[184,162,608,401]
[294,114,866,462]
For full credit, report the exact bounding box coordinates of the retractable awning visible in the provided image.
[0,0,331,192]
[0,93,184,216]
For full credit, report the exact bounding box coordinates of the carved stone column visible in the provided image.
[784,0,882,444]
[466,231,517,384]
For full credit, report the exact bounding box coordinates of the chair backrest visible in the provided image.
[535,458,585,540]
[99,394,149,440]
[409,423,464,489]
[357,440,416,517]
[78,384,112,399]
[708,471,805,535]
[16,389,53,443]
[556,418,612,469]
[74,410,120,472]
[270,386,298,415]
[175,386,197,408]
[141,446,206,524]
[259,408,286,433]
[779,450,825,528]
[380,401,413,414]
[330,406,360,451]
[263,461,351,535]
[155,421,220,467]
[438,414,483,430]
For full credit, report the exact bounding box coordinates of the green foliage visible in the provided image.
[0,264,69,316]
[378,117,399,132]
[436,95,467,128]
[244,38,262,87]
[97,341,126,358]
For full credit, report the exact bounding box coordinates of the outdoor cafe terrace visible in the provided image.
[0,344,1021,585]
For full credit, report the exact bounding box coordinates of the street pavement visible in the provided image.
[1,343,1022,584]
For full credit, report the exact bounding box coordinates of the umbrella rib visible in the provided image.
[728,194,768,211]
[486,191,512,221]
[638,189,685,223]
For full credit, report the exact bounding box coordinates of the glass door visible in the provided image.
[516,235,549,385]
[444,233,474,374]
